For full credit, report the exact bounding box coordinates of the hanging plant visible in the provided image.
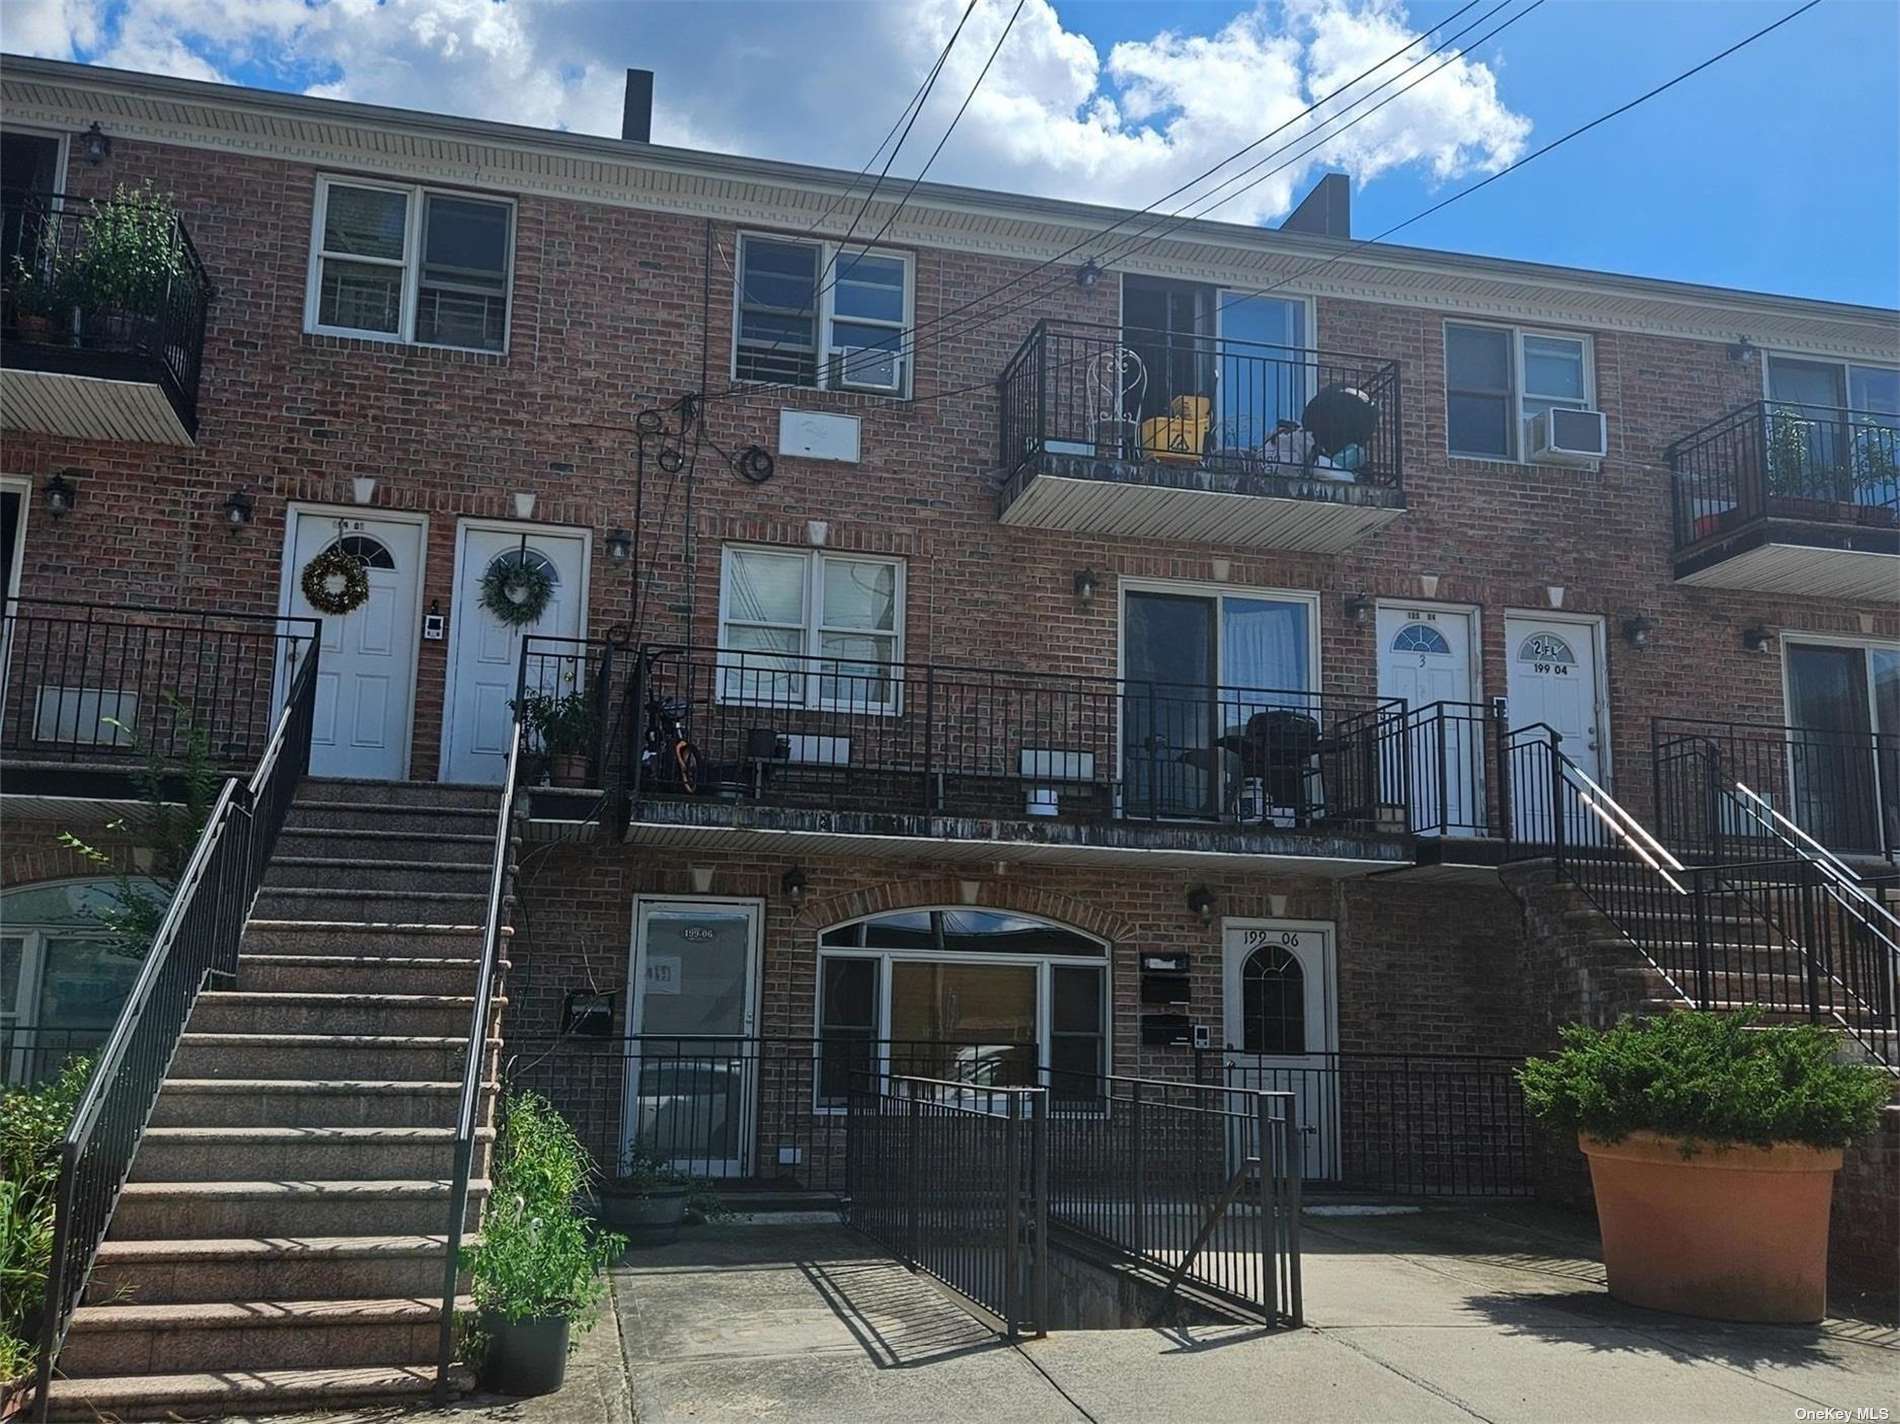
[300,544,371,615]
[480,555,555,626]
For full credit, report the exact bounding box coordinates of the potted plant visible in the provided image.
[71,181,187,347]
[1519,1011,1890,1323]
[513,687,595,787]
[459,1092,625,1397]
[8,248,76,343]
[592,1147,695,1246]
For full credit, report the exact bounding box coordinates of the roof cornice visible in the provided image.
[5,53,1896,360]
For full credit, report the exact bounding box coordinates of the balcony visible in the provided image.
[618,646,1412,873]
[0,191,213,445]
[996,320,1404,553]
[1668,401,1899,601]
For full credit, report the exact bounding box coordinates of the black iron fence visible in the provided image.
[846,1073,1049,1338]
[517,635,627,788]
[628,645,1408,834]
[1400,701,1500,838]
[1,599,318,767]
[1043,1071,1301,1322]
[1669,400,1900,551]
[0,190,215,433]
[999,319,1403,491]
[0,1028,102,1089]
[31,642,316,1419]
[1652,716,1898,862]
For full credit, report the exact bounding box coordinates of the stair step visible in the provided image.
[251,887,494,922]
[265,858,493,894]
[129,1126,492,1183]
[277,827,503,863]
[236,954,499,996]
[152,1080,487,1129]
[241,920,499,958]
[288,800,501,833]
[60,1294,471,1376]
[42,1363,465,1421]
[110,1179,489,1239]
[298,777,502,809]
[187,990,491,1038]
[88,1235,471,1306]
[172,1033,500,1082]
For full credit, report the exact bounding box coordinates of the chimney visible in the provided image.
[1280,172,1350,239]
[622,68,654,144]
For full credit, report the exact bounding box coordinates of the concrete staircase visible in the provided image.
[45,778,513,1420]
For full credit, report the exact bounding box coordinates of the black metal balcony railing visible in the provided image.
[1669,400,1900,551]
[0,190,214,436]
[999,319,1404,491]
[0,599,319,768]
[627,646,1409,836]
[1652,716,1899,862]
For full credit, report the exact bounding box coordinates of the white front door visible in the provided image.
[623,900,762,1179]
[1377,604,1479,836]
[442,524,589,785]
[282,511,424,781]
[1221,921,1338,1182]
[1505,616,1605,840]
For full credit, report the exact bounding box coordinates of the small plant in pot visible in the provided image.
[459,1093,625,1398]
[1519,1011,1890,1324]
[591,1147,714,1246]
[8,249,77,344]
[513,687,595,787]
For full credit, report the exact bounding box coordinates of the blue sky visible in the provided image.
[11,0,1897,307]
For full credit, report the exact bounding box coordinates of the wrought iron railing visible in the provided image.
[999,318,1403,491]
[846,1073,1049,1338]
[433,717,521,1401]
[626,645,1408,835]
[0,1028,104,1089]
[0,190,215,434]
[1399,701,1501,838]
[1652,716,1898,862]
[30,639,317,1419]
[516,634,626,789]
[1668,400,1900,551]
[0,599,318,767]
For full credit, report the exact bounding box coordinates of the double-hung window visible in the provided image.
[1445,322,1590,460]
[718,547,903,709]
[732,233,912,395]
[307,177,514,352]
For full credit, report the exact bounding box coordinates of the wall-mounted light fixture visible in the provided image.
[1185,884,1216,928]
[222,488,255,530]
[1742,625,1774,655]
[1727,335,1757,364]
[80,121,111,166]
[1076,258,1103,290]
[42,472,75,517]
[1343,592,1371,626]
[606,527,632,562]
[1620,614,1653,649]
[1073,567,1099,609]
[781,867,808,905]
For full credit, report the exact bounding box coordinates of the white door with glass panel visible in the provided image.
[1505,617,1604,843]
[623,900,761,1178]
[443,525,589,784]
[1377,605,1479,836]
[1763,356,1899,510]
[1222,923,1337,1182]
[281,512,423,781]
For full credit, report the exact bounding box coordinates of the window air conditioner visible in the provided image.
[1529,407,1607,465]
[829,345,903,393]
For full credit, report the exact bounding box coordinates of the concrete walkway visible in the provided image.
[614,1207,1899,1424]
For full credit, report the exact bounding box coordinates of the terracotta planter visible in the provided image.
[549,753,590,787]
[1580,1131,1842,1323]
[0,1373,29,1422]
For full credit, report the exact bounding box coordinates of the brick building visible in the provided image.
[1,54,1896,1409]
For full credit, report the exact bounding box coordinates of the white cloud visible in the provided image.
[7,0,1532,226]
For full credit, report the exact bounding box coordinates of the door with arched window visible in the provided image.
[1221,921,1337,1181]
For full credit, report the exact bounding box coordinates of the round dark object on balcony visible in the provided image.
[1302,384,1378,457]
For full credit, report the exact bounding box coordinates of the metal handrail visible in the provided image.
[433,718,521,1401]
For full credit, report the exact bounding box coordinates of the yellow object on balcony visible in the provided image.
[1139,395,1210,463]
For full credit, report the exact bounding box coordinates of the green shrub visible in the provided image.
[459,1092,624,1339]
[1518,1012,1891,1150]
[0,1057,92,1382]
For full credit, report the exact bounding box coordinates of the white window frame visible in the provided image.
[716,545,906,712]
[811,907,1112,1115]
[1762,351,1900,411]
[1444,320,1595,462]
[304,175,517,354]
[729,232,915,397]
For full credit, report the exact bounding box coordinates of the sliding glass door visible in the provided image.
[1785,642,1900,854]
